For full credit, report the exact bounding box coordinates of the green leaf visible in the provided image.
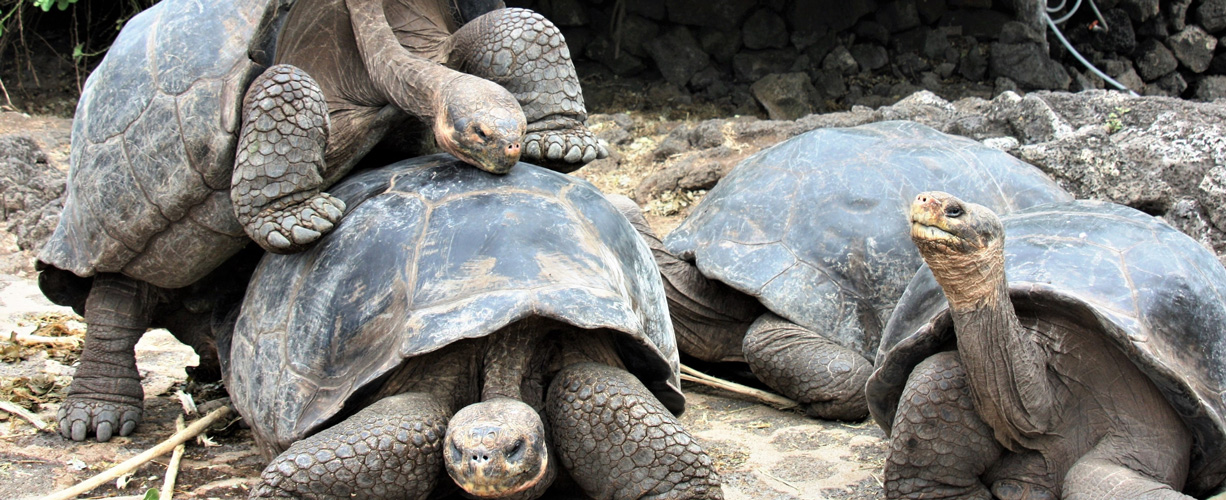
[141,488,160,500]
[56,0,74,11]
[72,43,84,60]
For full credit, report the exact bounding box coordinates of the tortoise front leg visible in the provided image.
[742,312,872,420]
[252,392,450,500]
[448,8,608,171]
[58,274,157,442]
[232,64,345,254]
[884,352,1002,500]
[546,362,723,500]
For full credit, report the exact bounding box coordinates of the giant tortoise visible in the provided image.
[38,0,604,441]
[221,155,721,499]
[630,120,1071,420]
[867,193,1226,498]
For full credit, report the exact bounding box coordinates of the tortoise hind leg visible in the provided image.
[448,8,607,171]
[742,312,872,420]
[1061,418,1193,499]
[58,273,158,442]
[252,392,450,500]
[546,362,723,499]
[884,352,1002,500]
[232,64,345,254]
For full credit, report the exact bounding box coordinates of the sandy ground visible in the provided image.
[0,110,887,499]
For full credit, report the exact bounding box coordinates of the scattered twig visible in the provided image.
[679,364,799,410]
[40,405,232,500]
[11,332,81,347]
[0,76,15,111]
[0,399,51,432]
[160,415,187,500]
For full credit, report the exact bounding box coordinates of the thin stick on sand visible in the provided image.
[160,415,188,500]
[39,405,232,500]
[0,400,51,432]
[679,364,798,409]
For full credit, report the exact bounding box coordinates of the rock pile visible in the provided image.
[511,0,1226,118]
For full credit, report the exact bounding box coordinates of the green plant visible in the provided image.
[1105,106,1132,134]
[1,0,72,36]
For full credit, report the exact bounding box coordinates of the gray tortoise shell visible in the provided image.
[868,200,1226,496]
[225,155,683,452]
[664,121,1072,359]
[37,0,287,289]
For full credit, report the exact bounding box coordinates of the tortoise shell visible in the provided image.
[37,0,288,288]
[868,200,1226,496]
[664,120,1072,358]
[223,155,683,452]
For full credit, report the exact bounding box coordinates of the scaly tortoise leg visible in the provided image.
[884,352,1001,500]
[448,8,608,171]
[1062,417,1193,499]
[58,273,158,442]
[547,362,723,500]
[251,392,450,500]
[742,312,872,421]
[232,64,345,254]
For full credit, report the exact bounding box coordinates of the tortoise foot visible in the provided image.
[548,362,723,499]
[522,120,607,173]
[58,397,141,442]
[248,192,345,253]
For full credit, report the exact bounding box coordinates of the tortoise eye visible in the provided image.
[944,205,964,218]
[472,125,489,141]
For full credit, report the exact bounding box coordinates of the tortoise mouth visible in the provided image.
[910,220,956,244]
[452,453,551,498]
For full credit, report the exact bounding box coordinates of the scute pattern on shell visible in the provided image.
[664,120,1073,358]
[226,155,682,451]
[869,200,1226,496]
[37,0,277,288]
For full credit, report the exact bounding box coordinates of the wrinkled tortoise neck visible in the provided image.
[938,245,1058,451]
[926,238,1008,312]
[482,321,546,402]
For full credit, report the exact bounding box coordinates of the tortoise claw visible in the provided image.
[58,397,142,442]
[522,125,607,172]
[250,193,346,254]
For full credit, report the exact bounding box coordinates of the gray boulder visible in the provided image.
[741,8,788,49]
[750,73,815,120]
[1169,26,1219,73]
[645,26,711,87]
[1197,0,1226,32]
[1134,39,1179,81]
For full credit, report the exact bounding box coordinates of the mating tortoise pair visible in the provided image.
[38,0,606,443]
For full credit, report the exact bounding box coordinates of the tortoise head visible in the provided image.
[435,76,526,175]
[444,398,553,498]
[909,191,1007,308]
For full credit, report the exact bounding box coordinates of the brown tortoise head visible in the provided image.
[444,398,553,499]
[434,76,526,175]
[909,191,1007,310]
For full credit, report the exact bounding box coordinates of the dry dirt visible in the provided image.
[0,107,887,499]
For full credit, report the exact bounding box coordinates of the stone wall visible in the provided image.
[508,0,1226,118]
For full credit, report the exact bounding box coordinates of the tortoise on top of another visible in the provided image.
[222,155,721,499]
[38,0,606,442]
[867,193,1226,498]
[627,120,1071,420]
